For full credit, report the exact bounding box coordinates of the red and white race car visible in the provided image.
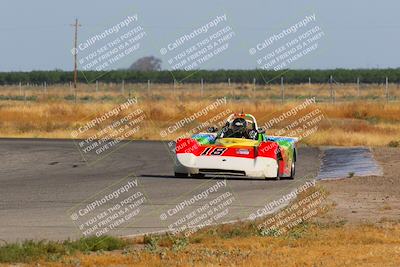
[174,113,298,180]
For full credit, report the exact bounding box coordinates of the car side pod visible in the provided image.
[257,141,281,180]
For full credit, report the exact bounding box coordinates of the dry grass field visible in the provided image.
[0,82,399,146]
[3,221,399,266]
[63,223,400,267]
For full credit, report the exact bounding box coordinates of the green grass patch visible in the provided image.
[0,236,128,263]
[79,95,94,101]
[64,94,75,101]
[100,95,114,101]
[0,95,37,101]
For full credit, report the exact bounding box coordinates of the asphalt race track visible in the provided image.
[0,139,320,242]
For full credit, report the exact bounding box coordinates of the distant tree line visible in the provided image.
[0,69,399,85]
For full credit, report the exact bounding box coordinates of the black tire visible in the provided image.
[174,172,188,178]
[275,149,283,181]
[288,148,296,180]
[288,162,296,180]
[191,173,205,178]
[275,160,281,180]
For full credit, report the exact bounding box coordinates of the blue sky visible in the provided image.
[0,0,399,71]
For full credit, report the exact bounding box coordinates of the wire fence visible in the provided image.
[0,77,399,104]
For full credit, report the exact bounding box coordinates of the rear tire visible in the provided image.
[174,172,188,178]
[275,161,280,180]
[288,162,296,180]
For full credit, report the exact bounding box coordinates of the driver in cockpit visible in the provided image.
[220,118,252,139]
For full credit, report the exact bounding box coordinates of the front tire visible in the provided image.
[191,173,205,178]
[174,172,188,178]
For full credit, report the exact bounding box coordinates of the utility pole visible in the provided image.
[329,75,333,104]
[201,78,204,96]
[71,18,81,89]
[253,78,256,99]
[173,79,176,95]
[385,77,389,103]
